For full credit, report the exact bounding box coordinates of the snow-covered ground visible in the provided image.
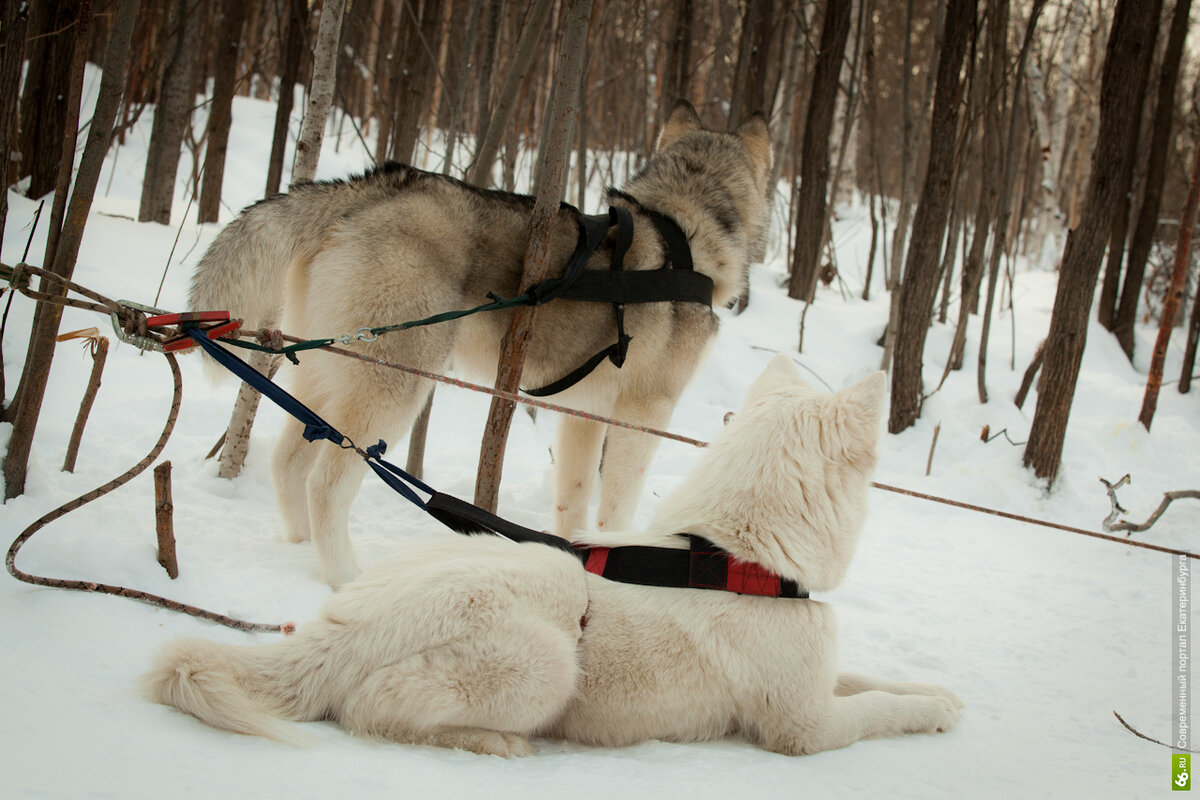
[2,73,1198,798]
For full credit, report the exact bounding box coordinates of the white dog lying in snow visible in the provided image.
[145,354,961,755]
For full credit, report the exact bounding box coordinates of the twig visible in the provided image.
[1113,710,1200,753]
[1014,340,1044,410]
[925,422,941,476]
[980,425,1026,446]
[1101,473,1200,534]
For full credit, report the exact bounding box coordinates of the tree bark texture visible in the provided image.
[197,0,248,223]
[887,0,976,433]
[474,0,593,513]
[1096,2,1161,334]
[0,0,30,245]
[468,0,555,188]
[788,0,851,302]
[1023,0,1161,482]
[4,0,140,499]
[1113,0,1192,360]
[291,0,347,184]
[138,0,202,224]
[1138,131,1200,430]
[264,0,308,196]
[16,0,77,201]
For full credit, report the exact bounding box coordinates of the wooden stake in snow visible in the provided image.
[1138,126,1200,430]
[59,330,108,473]
[154,461,178,579]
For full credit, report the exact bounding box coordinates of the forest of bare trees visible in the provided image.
[2,0,1199,497]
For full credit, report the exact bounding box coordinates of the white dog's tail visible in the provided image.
[144,637,313,745]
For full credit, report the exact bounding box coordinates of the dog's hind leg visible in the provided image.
[553,415,607,535]
[595,392,676,530]
[337,613,579,756]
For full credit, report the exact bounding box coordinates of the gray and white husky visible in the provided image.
[190,101,772,586]
[146,355,962,755]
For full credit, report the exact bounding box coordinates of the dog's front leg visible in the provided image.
[595,394,675,530]
[760,689,962,755]
[553,415,607,534]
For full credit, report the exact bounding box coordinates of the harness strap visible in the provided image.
[523,205,711,398]
[582,535,807,598]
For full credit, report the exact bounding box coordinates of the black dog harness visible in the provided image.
[421,490,805,598]
[522,204,713,397]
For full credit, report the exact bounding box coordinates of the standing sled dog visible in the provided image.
[190,101,772,586]
[146,355,963,755]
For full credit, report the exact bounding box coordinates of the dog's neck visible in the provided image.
[605,188,743,306]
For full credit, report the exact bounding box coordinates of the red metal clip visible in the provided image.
[148,311,242,352]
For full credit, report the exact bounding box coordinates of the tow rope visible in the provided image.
[188,328,802,598]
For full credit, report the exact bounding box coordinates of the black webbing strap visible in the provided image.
[580,535,807,598]
[424,491,579,555]
[523,205,711,398]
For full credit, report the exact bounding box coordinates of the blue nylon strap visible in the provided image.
[185,329,432,510]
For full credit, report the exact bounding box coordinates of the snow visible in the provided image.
[3,70,1199,798]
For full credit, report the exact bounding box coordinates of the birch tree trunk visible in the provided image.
[218,0,347,480]
[291,0,347,184]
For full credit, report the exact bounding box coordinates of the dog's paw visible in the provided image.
[432,728,533,757]
[922,695,962,734]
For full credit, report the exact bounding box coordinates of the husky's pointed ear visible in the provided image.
[656,100,703,152]
[745,353,805,401]
[837,371,886,428]
[735,111,772,182]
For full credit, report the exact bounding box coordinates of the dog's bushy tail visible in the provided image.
[144,638,312,746]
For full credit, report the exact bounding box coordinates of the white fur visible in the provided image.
[146,355,961,755]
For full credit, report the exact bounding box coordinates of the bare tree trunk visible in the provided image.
[474,0,593,513]
[139,0,201,224]
[977,0,1047,403]
[16,0,77,201]
[264,0,308,196]
[947,0,1005,373]
[218,0,346,480]
[0,0,29,247]
[1139,131,1200,429]
[468,0,555,188]
[197,0,249,224]
[4,0,139,499]
[1181,270,1200,393]
[291,0,346,183]
[888,0,975,433]
[1096,2,1160,334]
[788,0,851,302]
[1114,0,1191,360]
[1024,0,1161,482]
